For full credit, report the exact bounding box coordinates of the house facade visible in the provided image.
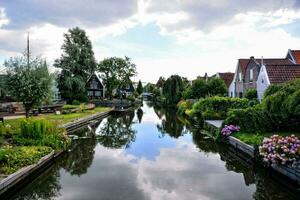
[257,64,300,100]
[229,59,249,98]
[86,73,105,99]
[286,49,300,64]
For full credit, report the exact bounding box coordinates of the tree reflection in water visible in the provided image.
[96,111,136,149]
[155,107,188,138]
[136,108,143,123]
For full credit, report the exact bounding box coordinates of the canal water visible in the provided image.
[8,101,300,200]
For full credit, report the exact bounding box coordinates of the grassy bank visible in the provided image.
[233,132,300,146]
[0,106,110,176]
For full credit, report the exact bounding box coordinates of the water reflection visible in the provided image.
[7,102,300,200]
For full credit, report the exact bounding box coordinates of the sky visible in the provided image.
[1,0,300,83]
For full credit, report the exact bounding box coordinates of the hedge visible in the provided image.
[191,96,252,120]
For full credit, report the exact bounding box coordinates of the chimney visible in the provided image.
[261,56,264,66]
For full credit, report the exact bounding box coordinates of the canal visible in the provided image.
[8,101,300,200]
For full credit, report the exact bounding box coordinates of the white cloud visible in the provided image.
[0,8,9,28]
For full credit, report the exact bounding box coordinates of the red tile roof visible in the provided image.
[238,59,250,75]
[257,58,293,65]
[290,50,300,64]
[217,72,234,87]
[265,65,300,84]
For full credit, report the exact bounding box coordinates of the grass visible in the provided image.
[0,106,110,176]
[233,131,300,146]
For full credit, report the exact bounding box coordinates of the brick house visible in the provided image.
[229,59,250,98]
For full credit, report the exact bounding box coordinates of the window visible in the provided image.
[90,78,99,89]
[250,69,253,82]
[261,78,264,84]
[88,91,93,96]
[95,91,101,97]
[238,72,242,82]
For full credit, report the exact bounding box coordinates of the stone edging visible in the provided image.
[228,136,255,158]
[62,109,113,132]
[228,136,300,183]
[0,151,63,196]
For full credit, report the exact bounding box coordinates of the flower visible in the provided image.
[221,125,240,137]
[259,134,300,166]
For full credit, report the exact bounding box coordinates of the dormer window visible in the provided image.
[250,69,253,82]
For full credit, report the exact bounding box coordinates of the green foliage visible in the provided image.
[177,100,194,115]
[183,78,208,99]
[5,56,52,117]
[207,77,227,96]
[262,79,300,131]
[55,27,96,102]
[98,56,137,99]
[0,146,52,174]
[15,119,70,150]
[136,80,143,95]
[191,97,251,120]
[72,100,81,105]
[244,89,258,100]
[224,106,274,133]
[162,75,184,106]
[233,132,264,146]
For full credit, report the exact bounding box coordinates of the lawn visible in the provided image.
[233,131,300,146]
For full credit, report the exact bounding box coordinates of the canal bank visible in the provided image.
[4,102,300,200]
[204,120,300,184]
[0,108,116,198]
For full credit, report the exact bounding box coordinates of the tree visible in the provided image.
[136,80,143,95]
[54,27,96,102]
[5,56,52,118]
[183,78,208,99]
[98,56,137,99]
[207,77,227,97]
[162,75,184,105]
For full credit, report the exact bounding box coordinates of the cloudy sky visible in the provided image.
[1,0,300,82]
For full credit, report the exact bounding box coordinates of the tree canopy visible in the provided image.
[162,75,184,105]
[136,80,143,95]
[54,27,96,102]
[5,55,52,117]
[98,56,136,98]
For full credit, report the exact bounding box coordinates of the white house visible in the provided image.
[257,64,300,101]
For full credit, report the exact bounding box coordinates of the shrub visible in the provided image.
[15,119,70,150]
[72,100,81,105]
[177,100,194,115]
[191,97,251,120]
[0,146,52,174]
[244,89,258,100]
[224,106,274,133]
[259,135,300,166]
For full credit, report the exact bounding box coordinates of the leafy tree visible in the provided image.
[162,75,184,105]
[244,88,258,100]
[136,80,143,95]
[207,77,227,96]
[183,78,208,99]
[5,56,52,118]
[156,76,165,88]
[54,27,96,102]
[98,56,136,99]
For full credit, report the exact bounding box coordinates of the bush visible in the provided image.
[259,134,300,166]
[224,106,274,133]
[72,100,81,105]
[244,89,258,100]
[0,146,52,174]
[177,100,194,115]
[191,97,251,120]
[15,119,70,150]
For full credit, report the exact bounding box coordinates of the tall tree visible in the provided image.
[98,56,136,99]
[136,80,143,95]
[5,56,52,118]
[207,77,227,97]
[183,78,208,99]
[162,75,184,105]
[54,27,96,102]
